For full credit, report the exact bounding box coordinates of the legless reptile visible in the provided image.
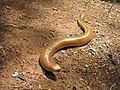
[40,18,93,72]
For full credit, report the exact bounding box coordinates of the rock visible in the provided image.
[12,72,18,78]
[85,65,89,68]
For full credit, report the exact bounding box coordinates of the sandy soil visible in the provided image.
[0,0,120,90]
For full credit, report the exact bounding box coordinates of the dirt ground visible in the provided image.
[0,0,120,90]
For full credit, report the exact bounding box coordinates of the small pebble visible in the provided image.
[5,6,12,10]
[82,67,87,73]
[61,50,66,54]
[12,72,18,78]
[12,72,25,80]
[52,7,58,11]
[17,73,25,80]
[85,65,89,68]
[0,46,2,49]
[89,48,96,52]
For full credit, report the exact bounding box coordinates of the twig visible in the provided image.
[110,82,120,90]
[108,0,116,13]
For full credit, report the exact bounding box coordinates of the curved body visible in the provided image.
[40,18,93,72]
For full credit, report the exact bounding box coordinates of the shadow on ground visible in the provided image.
[101,0,120,3]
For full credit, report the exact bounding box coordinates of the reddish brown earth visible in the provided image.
[0,0,120,90]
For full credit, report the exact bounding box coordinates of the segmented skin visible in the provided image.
[40,18,93,72]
